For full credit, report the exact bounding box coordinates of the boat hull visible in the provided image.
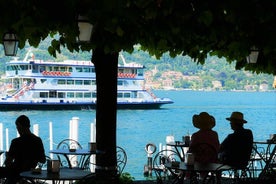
[0,101,173,111]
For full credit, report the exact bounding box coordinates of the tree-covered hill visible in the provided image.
[0,40,274,91]
[122,49,274,91]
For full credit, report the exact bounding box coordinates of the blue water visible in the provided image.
[0,91,275,180]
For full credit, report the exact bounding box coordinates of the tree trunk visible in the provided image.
[92,48,118,181]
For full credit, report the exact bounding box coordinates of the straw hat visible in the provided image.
[226,111,247,123]
[192,112,215,130]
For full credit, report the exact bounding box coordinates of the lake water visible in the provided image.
[0,90,275,180]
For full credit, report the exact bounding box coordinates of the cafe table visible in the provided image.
[165,161,232,184]
[49,149,103,169]
[252,140,276,179]
[166,141,189,161]
[20,168,91,184]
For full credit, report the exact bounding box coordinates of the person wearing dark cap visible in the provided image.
[218,112,253,168]
[0,115,46,184]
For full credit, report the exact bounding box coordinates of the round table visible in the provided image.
[20,168,91,184]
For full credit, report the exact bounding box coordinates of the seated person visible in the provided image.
[0,115,46,184]
[188,112,220,163]
[218,112,253,168]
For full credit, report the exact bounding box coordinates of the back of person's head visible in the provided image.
[192,112,215,130]
[15,115,31,128]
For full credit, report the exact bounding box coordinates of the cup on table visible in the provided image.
[88,142,97,152]
[47,159,60,173]
[185,153,194,165]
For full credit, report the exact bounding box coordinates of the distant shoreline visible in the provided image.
[153,88,276,92]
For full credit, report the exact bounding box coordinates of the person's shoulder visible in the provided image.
[31,133,43,140]
[11,136,21,142]
[210,129,218,134]
[243,128,253,134]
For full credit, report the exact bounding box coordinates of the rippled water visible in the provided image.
[0,90,275,180]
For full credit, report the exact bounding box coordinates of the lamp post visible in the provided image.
[2,32,19,56]
[77,15,93,43]
[246,47,259,64]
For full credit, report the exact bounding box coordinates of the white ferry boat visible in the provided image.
[0,52,173,110]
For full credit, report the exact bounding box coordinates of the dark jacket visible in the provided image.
[7,133,46,173]
[219,128,253,168]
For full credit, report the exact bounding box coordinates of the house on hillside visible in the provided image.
[259,81,269,91]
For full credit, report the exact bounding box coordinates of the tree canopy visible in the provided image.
[1,1,275,181]
[0,0,275,74]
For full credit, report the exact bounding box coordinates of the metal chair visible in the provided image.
[152,149,182,184]
[247,143,265,178]
[221,153,254,183]
[116,146,127,175]
[55,139,86,169]
[77,146,128,184]
[189,143,219,184]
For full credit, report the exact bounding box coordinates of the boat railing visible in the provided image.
[118,73,136,78]
[41,71,71,76]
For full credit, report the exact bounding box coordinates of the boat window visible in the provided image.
[32,65,39,73]
[91,68,95,73]
[92,92,97,98]
[138,92,144,98]
[123,93,131,98]
[39,66,45,72]
[67,92,74,98]
[60,67,66,72]
[118,81,123,86]
[19,65,29,70]
[84,80,91,85]
[75,80,83,85]
[117,93,123,98]
[137,69,143,76]
[54,66,59,71]
[84,92,91,98]
[66,80,74,85]
[68,67,73,72]
[41,79,47,83]
[76,92,83,98]
[40,92,48,98]
[76,67,82,72]
[124,81,129,86]
[48,66,53,71]
[92,80,96,85]
[83,67,90,73]
[49,90,57,98]
[11,65,19,71]
[58,92,65,98]
[58,80,66,85]
[132,91,138,98]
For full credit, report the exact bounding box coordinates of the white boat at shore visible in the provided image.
[0,51,173,110]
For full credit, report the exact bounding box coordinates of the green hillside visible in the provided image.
[0,39,274,91]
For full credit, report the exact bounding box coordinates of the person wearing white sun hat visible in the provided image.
[218,111,253,168]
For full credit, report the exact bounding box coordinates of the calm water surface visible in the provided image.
[0,90,275,180]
